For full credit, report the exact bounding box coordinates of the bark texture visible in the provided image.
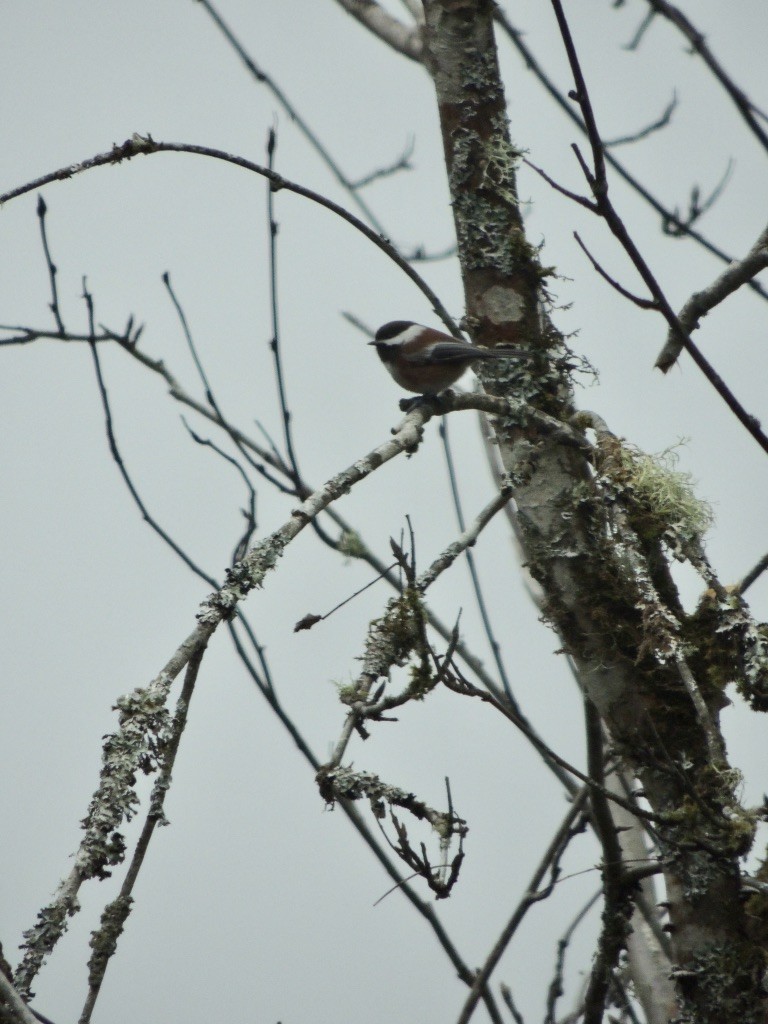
[422,1,767,1021]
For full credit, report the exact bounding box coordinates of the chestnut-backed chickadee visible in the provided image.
[369,321,528,396]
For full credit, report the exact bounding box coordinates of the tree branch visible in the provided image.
[330,0,423,61]
[656,221,768,370]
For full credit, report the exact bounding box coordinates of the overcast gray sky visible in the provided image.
[1,3,767,1022]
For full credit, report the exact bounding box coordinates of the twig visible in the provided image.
[547,1,768,457]
[455,791,591,1024]
[293,561,397,632]
[522,156,595,210]
[84,285,218,589]
[581,698,630,1024]
[663,159,734,236]
[492,9,768,303]
[545,891,602,1024]
[324,485,512,769]
[0,135,458,337]
[35,196,65,335]
[499,985,525,1024]
[738,551,768,596]
[182,420,258,563]
[265,128,300,483]
[438,419,517,705]
[349,137,415,188]
[604,92,677,147]
[623,9,656,51]
[573,232,657,309]
[639,0,768,154]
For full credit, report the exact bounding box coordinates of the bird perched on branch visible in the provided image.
[370,320,528,395]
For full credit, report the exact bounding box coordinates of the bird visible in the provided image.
[369,320,529,395]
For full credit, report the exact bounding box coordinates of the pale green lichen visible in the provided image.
[337,530,367,559]
[600,440,713,544]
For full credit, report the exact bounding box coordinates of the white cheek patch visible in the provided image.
[387,324,425,347]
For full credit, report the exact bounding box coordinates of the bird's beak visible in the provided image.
[367,339,377,345]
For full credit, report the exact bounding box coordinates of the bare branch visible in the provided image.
[656,221,768,370]
[493,9,768,304]
[547,2,768,456]
[574,231,657,309]
[437,420,518,701]
[442,669,661,824]
[523,156,597,210]
[0,135,458,337]
[663,160,734,236]
[35,196,65,335]
[639,0,768,154]
[604,92,677,147]
[455,790,591,1024]
[196,0,395,236]
[738,551,768,596]
[349,137,415,188]
[331,0,423,61]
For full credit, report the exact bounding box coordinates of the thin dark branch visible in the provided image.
[442,669,661,824]
[86,328,219,588]
[664,160,734,237]
[623,8,656,51]
[294,561,398,631]
[194,1,447,261]
[547,0,768,457]
[738,551,768,596]
[493,10,768,303]
[162,272,295,491]
[195,0,387,235]
[455,791,591,1024]
[350,137,415,188]
[163,272,214,401]
[573,232,657,309]
[0,136,458,337]
[265,128,302,485]
[640,0,768,154]
[438,419,517,706]
[500,984,525,1024]
[36,196,65,335]
[604,92,677,147]
[181,419,258,564]
[522,157,596,210]
[582,698,627,1024]
[0,327,126,347]
[545,890,602,1024]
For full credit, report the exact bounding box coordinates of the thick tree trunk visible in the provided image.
[422,1,767,1021]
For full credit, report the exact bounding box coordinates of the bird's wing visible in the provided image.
[403,341,479,365]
